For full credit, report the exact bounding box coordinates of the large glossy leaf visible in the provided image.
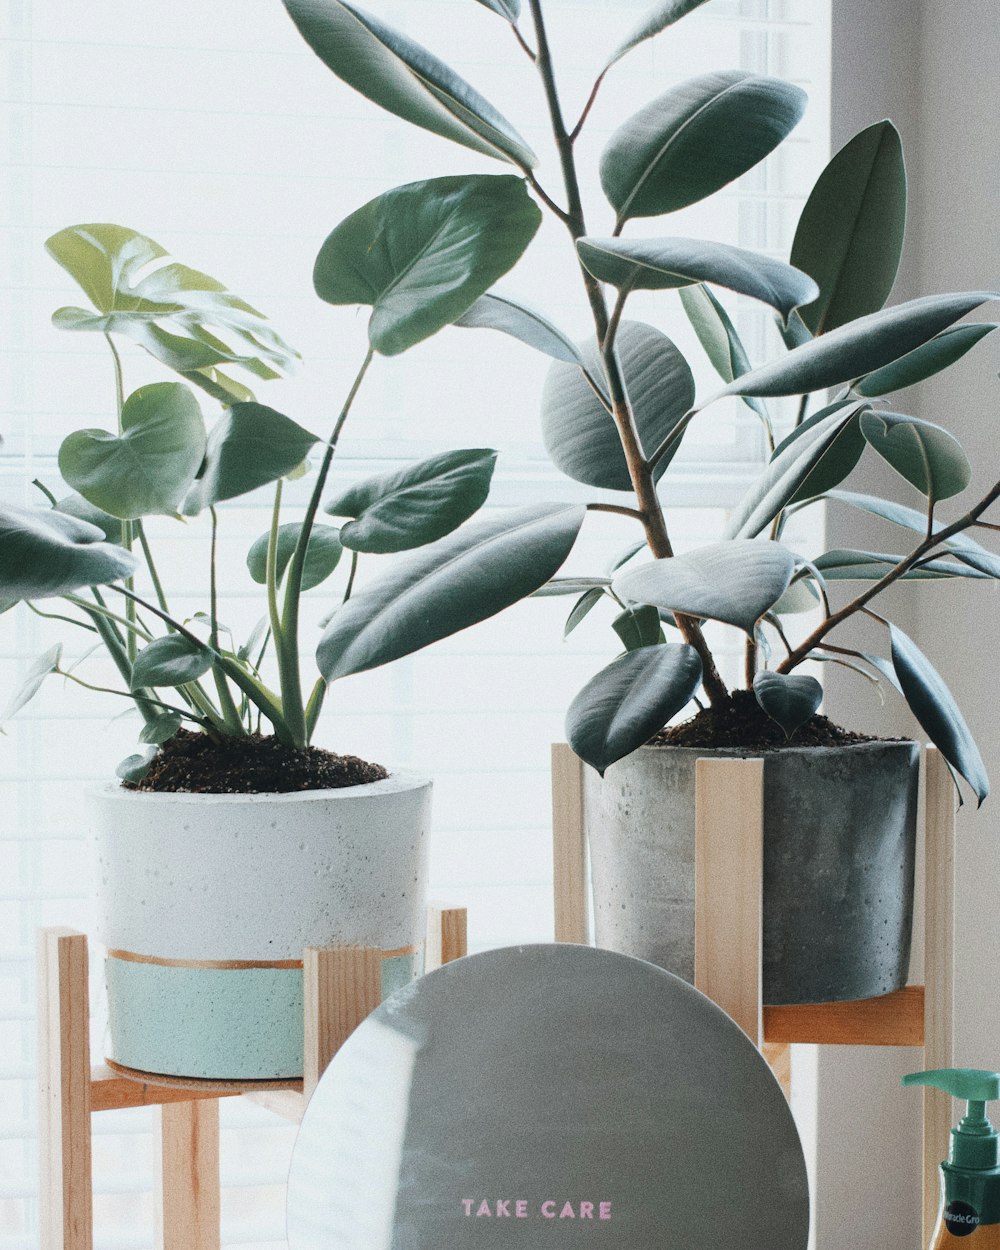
[792,121,907,335]
[566,643,703,775]
[859,410,971,503]
[454,292,582,365]
[856,324,999,397]
[724,401,866,539]
[603,0,712,72]
[705,291,1000,401]
[183,403,318,514]
[612,603,664,651]
[813,549,987,581]
[678,284,768,422]
[47,224,297,401]
[55,492,124,544]
[314,175,541,357]
[613,541,796,634]
[474,0,519,19]
[541,321,695,490]
[325,448,497,552]
[826,490,1000,578]
[889,623,989,804]
[782,406,868,507]
[283,0,535,168]
[564,587,605,638]
[600,71,806,224]
[577,236,818,322]
[59,383,206,520]
[0,505,136,599]
[246,523,343,591]
[0,645,63,726]
[317,503,585,680]
[130,635,214,690]
[753,671,822,737]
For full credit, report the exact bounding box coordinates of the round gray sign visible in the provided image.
[287,944,809,1249]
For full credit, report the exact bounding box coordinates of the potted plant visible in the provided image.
[278,0,1000,1004]
[1,200,587,1079]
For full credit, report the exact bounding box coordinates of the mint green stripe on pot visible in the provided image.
[105,956,305,1079]
[105,947,425,1080]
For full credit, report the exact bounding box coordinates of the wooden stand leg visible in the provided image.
[154,1100,220,1250]
[923,746,956,1246]
[426,907,468,970]
[694,758,765,1049]
[552,744,588,944]
[38,928,93,1250]
[303,947,382,1102]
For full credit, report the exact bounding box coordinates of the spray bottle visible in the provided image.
[904,1069,1000,1247]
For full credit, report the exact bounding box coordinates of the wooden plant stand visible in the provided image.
[551,743,955,1247]
[37,906,468,1250]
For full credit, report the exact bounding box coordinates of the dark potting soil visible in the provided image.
[652,688,886,751]
[124,729,389,794]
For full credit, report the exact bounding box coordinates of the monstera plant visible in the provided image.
[277,0,999,810]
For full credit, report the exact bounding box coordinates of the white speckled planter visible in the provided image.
[88,772,431,1080]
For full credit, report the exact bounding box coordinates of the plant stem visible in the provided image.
[278,347,375,747]
[778,478,1000,672]
[209,506,245,735]
[343,549,359,603]
[525,0,727,704]
[56,667,206,727]
[744,638,758,685]
[586,502,645,522]
[511,21,537,61]
[26,602,99,633]
[266,479,284,649]
[104,331,139,663]
[570,71,606,143]
[134,520,172,621]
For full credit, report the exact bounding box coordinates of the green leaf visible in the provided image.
[826,490,1000,578]
[59,383,206,520]
[541,321,695,490]
[859,410,971,503]
[600,71,806,224]
[473,0,520,20]
[46,224,298,395]
[246,523,343,591]
[725,401,867,539]
[314,175,542,356]
[612,603,664,650]
[753,671,823,738]
[326,448,497,553]
[779,404,868,507]
[566,643,703,776]
[813,549,987,580]
[183,403,318,514]
[705,291,999,401]
[792,121,907,335]
[282,0,536,168]
[856,324,999,397]
[454,292,583,365]
[613,541,796,634]
[316,503,585,680]
[0,504,136,599]
[770,577,820,615]
[0,645,63,726]
[532,577,610,598]
[603,0,712,72]
[678,284,769,422]
[577,236,818,323]
[131,635,213,690]
[564,587,605,638]
[54,492,124,544]
[116,747,157,783]
[139,711,183,745]
[889,623,989,804]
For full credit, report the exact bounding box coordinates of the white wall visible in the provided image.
[819,4,1000,1247]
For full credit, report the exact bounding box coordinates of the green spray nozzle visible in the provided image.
[904,1069,1000,1170]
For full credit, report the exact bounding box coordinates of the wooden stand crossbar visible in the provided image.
[37,907,468,1250]
[551,743,955,1247]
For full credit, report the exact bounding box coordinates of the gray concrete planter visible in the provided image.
[88,772,432,1080]
[584,741,920,1004]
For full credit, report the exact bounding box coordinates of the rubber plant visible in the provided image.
[1,201,587,775]
[275,0,1000,804]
